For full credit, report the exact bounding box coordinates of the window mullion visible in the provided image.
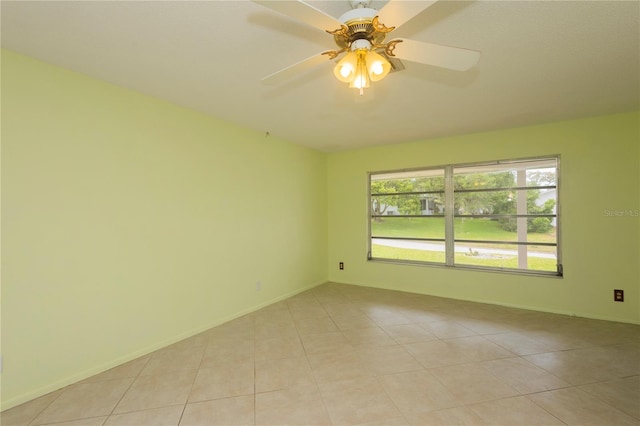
[445,165,455,266]
[516,169,528,269]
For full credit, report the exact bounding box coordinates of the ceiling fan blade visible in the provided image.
[261,51,331,85]
[392,38,480,71]
[377,0,439,30]
[252,0,343,32]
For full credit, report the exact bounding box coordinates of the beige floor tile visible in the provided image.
[418,320,477,339]
[355,416,409,426]
[524,348,628,385]
[406,406,486,426]
[254,309,293,327]
[33,379,133,425]
[558,319,639,347]
[323,303,364,318]
[203,331,252,349]
[200,338,253,368]
[330,313,381,331]
[315,297,352,310]
[140,346,205,376]
[301,331,354,355]
[113,371,196,414]
[287,290,319,304]
[356,345,423,375]
[104,405,183,425]
[430,363,520,405]
[188,359,254,403]
[443,336,516,362]
[294,316,340,335]
[40,417,107,426]
[527,387,638,426]
[1,389,65,426]
[484,332,556,356]
[180,396,254,426]
[512,312,571,332]
[524,329,595,352]
[289,305,329,321]
[480,357,570,394]
[469,396,564,425]
[403,340,471,368]
[307,350,373,385]
[319,377,401,425]
[254,321,299,340]
[603,342,640,376]
[362,308,413,326]
[454,318,515,335]
[255,388,331,426]
[381,324,438,344]
[400,308,453,324]
[33,378,134,424]
[204,316,255,341]
[254,336,304,361]
[379,370,461,417]
[579,376,640,419]
[341,327,397,347]
[255,356,316,393]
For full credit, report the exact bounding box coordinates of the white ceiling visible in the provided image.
[2,0,639,152]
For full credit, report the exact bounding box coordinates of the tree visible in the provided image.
[371,176,444,220]
[370,179,418,220]
[497,191,555,233]
[452,171,555,233]
[453,172,515,215]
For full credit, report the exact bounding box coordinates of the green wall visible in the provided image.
[1,50,328,409]
[328,112,640,324]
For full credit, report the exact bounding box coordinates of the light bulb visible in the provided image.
[366,50,391,82]
[370,61,384,76]
[348,49,370,91]
[333,51,358,83]
[339,64,353,78]
[352,74,367,89]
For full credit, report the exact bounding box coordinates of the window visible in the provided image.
[368,157,561,276]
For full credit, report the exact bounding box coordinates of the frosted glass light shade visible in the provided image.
[333,48,390,91]
[349,50,370,89]
[366,50,391,82]
[334,52,358,83]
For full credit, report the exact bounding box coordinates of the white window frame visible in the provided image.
[367,156,562,277]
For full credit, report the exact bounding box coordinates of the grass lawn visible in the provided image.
[372,217,556,245]
[371,217,558,271]
[371,244,557,272]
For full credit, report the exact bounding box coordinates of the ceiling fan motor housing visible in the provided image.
[334,8,387,50]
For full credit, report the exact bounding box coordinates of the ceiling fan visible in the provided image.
[252,0,481,94]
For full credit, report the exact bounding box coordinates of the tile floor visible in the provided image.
[3,282,639,426]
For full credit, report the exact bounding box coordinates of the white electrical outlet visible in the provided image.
[256,281,262,292]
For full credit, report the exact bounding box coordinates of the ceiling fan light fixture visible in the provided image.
[334,51,358,82]
[333,39,391,95]
[366,50,391,81]
[348,49,371,93]
[334,47,390,94]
